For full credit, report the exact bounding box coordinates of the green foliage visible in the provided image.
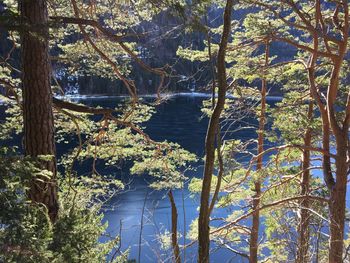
[0,147,126,263]
[176,45,213,62]
[2,0,349,261]
[131,142,197,189]
[181,2,336,260]
[0,96,22,140]
[0,149,53,262]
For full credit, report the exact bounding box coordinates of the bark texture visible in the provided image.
[329,131,348,263]
[168,190,181,263]
[197,1,234,262]
[305,5,349,258]
[296,102,313,263]
[249,41,269,263]
[327,33,349,262]
[20,0,58,222]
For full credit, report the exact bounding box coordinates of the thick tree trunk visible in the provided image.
[168,190,181,263]
[296,102,313,263]
[329,131,348,263]
[20,0,58,223]
[197,1,233,262]
[249,41,269,263]
[322,118,335,189]
[325,41,348,263]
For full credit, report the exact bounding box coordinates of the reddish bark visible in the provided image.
[168,190,181,263]
[296,102,313,263]
[198,0,234,262]
[20,0,59,222]
[329,131,348,262]
[249,41,269,263]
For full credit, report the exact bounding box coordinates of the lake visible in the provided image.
[71,94,280,263]
[0,93,280,262]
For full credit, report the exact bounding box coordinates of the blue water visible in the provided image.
[0,94,277,262]
[2,93,349,262]
[74,94,270,263]
[57,94,350,263]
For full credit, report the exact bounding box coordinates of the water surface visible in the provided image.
[79,95,261,262]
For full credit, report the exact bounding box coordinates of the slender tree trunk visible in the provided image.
[329,131,348,263]
[322,117,334,189]
[20,0,58,223]
[168,190,181,263]
[296,1,348,261]
[198,1,233,262]
[205,13,216,109]
[249,40,269,263]
[296,102,313,263]
[138,191,148,263]
[208,127,223,215]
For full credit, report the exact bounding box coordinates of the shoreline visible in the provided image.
[0,92,283,105]
[54,92,284,101]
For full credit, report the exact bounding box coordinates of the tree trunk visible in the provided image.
[168,190,181,263]
[205,13,216,110]
[198,1,233,262]
[322,117,335,189]
[325,35,348,263]
[296,102,313,263]
[329,131,348,263]
[208,127,223,215]
[249,40,269,263]
[20,0,58,223]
